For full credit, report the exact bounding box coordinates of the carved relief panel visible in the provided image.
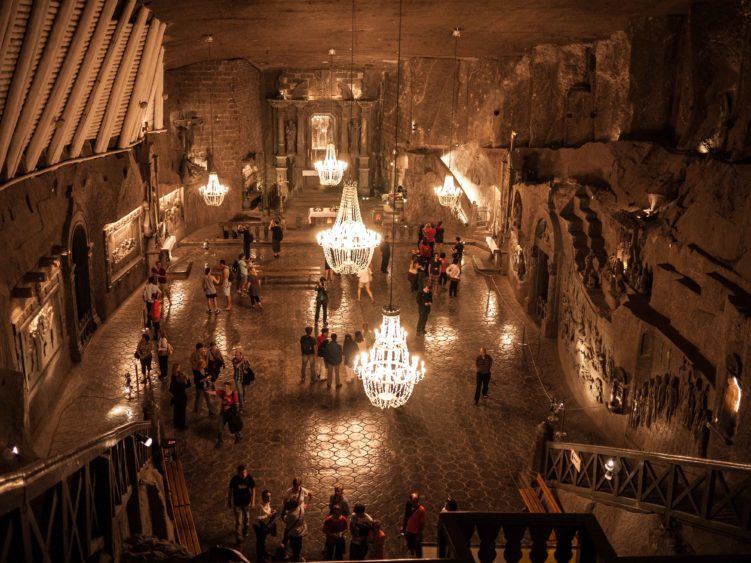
[104,206,144,288]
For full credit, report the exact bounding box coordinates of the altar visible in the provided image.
[308,207,339,226]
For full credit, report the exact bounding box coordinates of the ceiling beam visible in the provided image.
[119,20,164,147]
[25,0,104,173]
[5,0,78,179]
[94,5,148,154]
[68,0,136,160]
[0,0,22,61]
[153,47,164,130]
[47,0,120,165]
[0,0,51,172]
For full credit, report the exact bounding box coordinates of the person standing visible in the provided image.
[428,253,442,287]
[191,344,214,415]
[254,490,277,562]
[237,253,249,294]
[207,341,225,385]
[322,504,348,560]
[446,261,461,297]
[379,237,391,273]
[282,499,307,562]
[368,521,386,560]
[232,348,251,410]
[135,333,153,384]
[357,264,375,302]
[203,267,220,314]
[228,464,256,545]
[408,254,420,293]
[284,477,313,510]
[402,492,426,558]
[219,259,232,311]
[325,333,343,389]
[142,276,160,327]
[152,260,171,303]
[423,222,436,251]
[169,362,190,430]
[348,504,374,560]
[435,221,445,249]
[300,327,316,383]
[437,497,458,556]
[270,218,284,258]
[210,381,242,447]
[242,227,254,260]
[150,296,163,338]
[157,331,173,380]
[475,347,493,405]
[416,284,433,335]
[316,328,330,382]
[343,334,359,383]
[328,485,350,517]
[439,252,449,287]
[452,236,465,264]
[315,277,329,326]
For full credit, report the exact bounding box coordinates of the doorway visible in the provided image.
[71,225,92,326]
[533,249,549,323]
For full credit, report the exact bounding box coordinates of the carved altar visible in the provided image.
[159,187,185,239]
[104,206,144,287]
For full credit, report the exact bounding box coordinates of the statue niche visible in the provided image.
[311,114,335,151]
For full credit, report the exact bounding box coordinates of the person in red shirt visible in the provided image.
[209,381,242,447]
[401,492,426,558]
[322,504,348,560]
[150,297,162,338]
[423,223,436,250]
[316,328,330,382]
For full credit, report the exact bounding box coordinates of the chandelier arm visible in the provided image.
[389,0,403,310]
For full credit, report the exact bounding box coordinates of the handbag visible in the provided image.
[242,365,256,386]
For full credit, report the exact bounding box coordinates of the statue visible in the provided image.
[582,252,600,290]
[285,120,297,154]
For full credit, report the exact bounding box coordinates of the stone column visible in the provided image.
[270,101,288,198]
[357,102,372,196]
[294,102,306,188]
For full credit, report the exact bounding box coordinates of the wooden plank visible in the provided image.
[0,0,50,172]
[536,473,563,513]
[119,20,163,147]
[4,0,78,178]
[153,46,163,129]
[24,0,103,172]
[0,0,23,73]
[47,0,119,165]
[140,45,162,136]
[66,0,135,160]
[94,5,147,153]
[519,488,545,513]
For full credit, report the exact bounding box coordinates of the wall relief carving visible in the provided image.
[104,206,144,288]
[159,187,185,236]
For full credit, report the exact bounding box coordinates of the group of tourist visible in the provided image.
[300,325,368,388]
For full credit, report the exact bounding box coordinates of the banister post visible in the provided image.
[531,419,554,479]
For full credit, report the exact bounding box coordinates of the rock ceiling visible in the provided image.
[147,0,691,70]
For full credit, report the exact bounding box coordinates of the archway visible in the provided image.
[71,225,92,325]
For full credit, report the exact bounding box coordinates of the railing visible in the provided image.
[544,441,751,541]
[0,421,153,563]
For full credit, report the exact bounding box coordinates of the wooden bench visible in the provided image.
[536,472,562,513]
[163,458,201,556]
[257,267,322,285]
[519,473,563,514]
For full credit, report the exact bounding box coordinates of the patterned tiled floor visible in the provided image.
[40,231,603,560]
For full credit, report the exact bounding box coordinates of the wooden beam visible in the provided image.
[137,45,163,141]
[118,19,164,147]
[5,0,78,179]
[145,46,165,135]
[153,47,164,130]
[47,0,120,165]
[130,24,164,143]
[66,0,136,161]
[0,0,51,171]
[25,0,104,173]
[0,0,22,60]
[94,6,148,154]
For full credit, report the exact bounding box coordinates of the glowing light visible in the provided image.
[731,376,742,413]
[314,143,347,186]
[11,446,19,455]
[199,172,229,206]
[434,174,462,208]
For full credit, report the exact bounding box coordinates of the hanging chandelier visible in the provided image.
[355,306,425,409]
[314,49,347,186]
[355,0,425,409]
[317,179,381,274]
[434,174,462,208]
[199,34,229,207]
[435,28,462,209]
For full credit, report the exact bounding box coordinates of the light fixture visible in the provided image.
[199,34,229,206]
[314,48,347,186]
[604,458,618,480]
[434,28,462,209]
[137,433,153,448]
[355,0,425,410]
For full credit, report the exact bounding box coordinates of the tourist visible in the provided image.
[368,520,386,560]
[254,490,277,562]
[315,277,329,326]
[142,276,160,326]
[416,284,433,335]
[282,498,306,562]
[300,326,316,383]
[325,333,343,389]
[190,343,214,415]
[248,265,263,309]
[354,330,365,349]
[232,348,252,410]
[322,504,348,560]
[348,503,374,560]
[207,341,225,385]
[169,362,190,430]
[408,254,420,292]
[402,492,426,558]
[152,260,170,303]
[357,263,375,302]
[329,485,350,516]
[343,333,359,383]
[452,236,465,264]
[219,259,232,311]
[157,331,173,380]
[475,347,493,405]
[237,253,248,293]
[242,226,254,260]
[379,236,391,273]
[435,221,445,249]
[428,253,442,287]
[228,464,256,544]
[202,266,219,314]
[324,256,333,280]
[423,222,436,251]
[419,239,432,265]
[134,332,153,384]
[439,252,449,286]
[284,477,313,510]
[417,223,424,247]
[316,328,330,381]
[150,296,163,338]
[270,218,284,258]
[209,380,242,447]
[437,497,458,556]
[446,260,461,297]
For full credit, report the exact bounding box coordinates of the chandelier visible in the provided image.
[355,306,425,409]
[315,143,347,186]
[199,172,229,206]
[317,179,381,274]
[434,174,462,208]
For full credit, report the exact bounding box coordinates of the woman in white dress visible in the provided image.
[357,265,374,302]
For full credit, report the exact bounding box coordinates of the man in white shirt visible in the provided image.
[283,477,313,511]
[142,276,161,326]
[446,262,461,297]
[254,490,276,561]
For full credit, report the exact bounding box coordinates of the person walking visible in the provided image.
[402,492,426,558]
[474,347,493,405]
[209,380,242,447]
[423,222,436,251]
[439,252,449,287]
[142,276,160,327]
[284,477,313,510]
[452,236,465,264]
[150,296,163,338]
[435,221,445,249]
[232,348,252,410]
[325,333,343,389]
[343,334,359,383]
[322,504,348,560]
[316,328,330,382]
[169,362,190,430]
[357,265,375,302]
[152,260,171,303]
[428,253,442,287]
[203,266,220,314]
[282,499,307,562]
[228,464,256,545]
[157,331,173,380]
[219,259,232,311]
[237,253,249,294]
[254,490,277,562]
[248,265,263,309]
[207,341,225,385]
[348,503,374,560]
[190,343,214,415]
[134,332,153,384]
[300,327,316,383]
[446,261,461,297]
[416,284,433,335]
[408,254,420,293]
[379,237,391,273]
[315,277,329,326]
[328,485,350,517]
[270,218,284,258]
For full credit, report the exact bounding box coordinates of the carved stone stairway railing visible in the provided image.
[0,421,153,563]
[543,441,751,541]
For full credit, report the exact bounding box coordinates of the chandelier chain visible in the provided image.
[389,0,403,310]
[448,29,459,172]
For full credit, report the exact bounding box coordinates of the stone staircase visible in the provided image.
[560,187,606,272]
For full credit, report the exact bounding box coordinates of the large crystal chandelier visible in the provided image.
[355,306,425,409]
[434,174,461,208]
[199,34,229,207]
[435,28,462,209]
[317,179,381,274]
[355,0,425,410]
[314,49,347,186]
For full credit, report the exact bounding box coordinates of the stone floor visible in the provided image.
[38,208,604,560]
